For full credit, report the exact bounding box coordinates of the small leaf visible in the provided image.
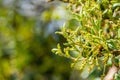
[118,28,120,38]
[112,3,120,12]
[51,48,58,53]
[107,41,116,50]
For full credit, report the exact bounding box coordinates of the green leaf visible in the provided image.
[118,28,120,38]
[112,3,120,12]
[107,41,116,50]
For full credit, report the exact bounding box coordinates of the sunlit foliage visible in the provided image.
[52,0,120,79]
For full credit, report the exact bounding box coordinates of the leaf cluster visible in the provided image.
[52,0,120,79]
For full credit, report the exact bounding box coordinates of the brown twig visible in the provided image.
[104,65,118,80]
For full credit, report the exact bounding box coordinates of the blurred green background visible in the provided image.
[0,0,74,80]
